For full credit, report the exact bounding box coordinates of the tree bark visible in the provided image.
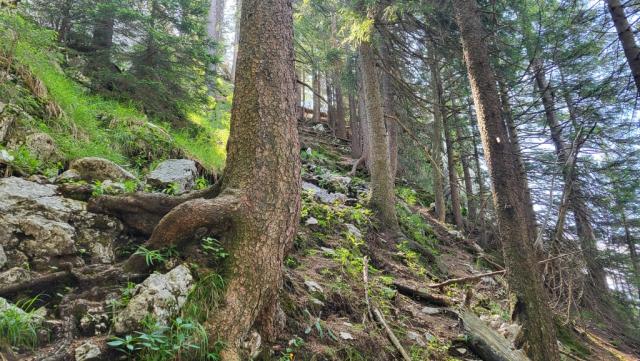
[334,75,347,139]
[117,1,299,359]
[359,39,399,232]
[428,51,446,223]
[206,0,226,87]
[606,0,640,93]
[452,1,560,360]
[622,212,640,300]
[312,68,321,123]
[443,114,464,230]
[349,93,362,158]
[457,121,477,223]
[381,43,399,179]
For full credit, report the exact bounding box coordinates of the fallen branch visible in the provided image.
[392,281,452,307]
[373,308,412,361]
[428,250,584,289]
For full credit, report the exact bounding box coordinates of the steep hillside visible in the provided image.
[1,111,638,360]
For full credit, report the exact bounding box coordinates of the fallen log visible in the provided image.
[460,311,530,361]
[392,281,452,307]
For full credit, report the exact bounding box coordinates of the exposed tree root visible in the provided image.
[123,190,241,273]
[87,184,221,235]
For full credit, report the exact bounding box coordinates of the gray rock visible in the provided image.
[321,173,351,192]
[424,332,436,342]
[146,159,197,195]
[75,341,102,361]
[407,331,425,346]
[0,245,6,269]
[304,280,324,294]
[0,267,31,287]
[70,157,135,182]
[305,217,319,226]
[344,224,362,239]
[54,169,81,183]
[421,306,440,315]
[113,265,193,334]
[302,181,347,204]
[339,331,354,340]
[0,149,13,163]
[0,177,122,270]
[25,132,58,161]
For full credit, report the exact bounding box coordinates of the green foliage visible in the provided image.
[182,272,225,324]
[107,316,210,361]
[397,205,438,254]
[0,295,43,349]
[133,246,167,266]
[7,145,41,175]
[200,237,229,262]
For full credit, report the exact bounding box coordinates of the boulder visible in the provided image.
[145,159,197,195]
[54,169,81,183]
[70,157,136,182]
[302,181,347,204]
[0,245,6,269]
[113,265,193,334]
[0,177,123,270]
[0,267,31,287]
[25,132,58,161]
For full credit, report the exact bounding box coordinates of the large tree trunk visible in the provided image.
[606,0,640,93]
[359,39,399,231]
[102,1,300,359]
[532,58,609,301]
[457,121,477,224]
[443,114,464,230]
[428,51,446,223]
[452,1,560,360]
[334,75,348,139]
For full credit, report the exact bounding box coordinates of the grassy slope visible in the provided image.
[0,11,228,174]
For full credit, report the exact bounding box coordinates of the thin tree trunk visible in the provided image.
[326,76,336,132]
[606,0,640,93]
[532,58,609,299]
[206,0,226,88]
[457,122,477,223]
[443,114,464,230]
[358,80,371,171]
[452,1,560,360]
[359,40,399,231]
[312,69,321,123]
[349,93,362,158]
[428,51,446,223]
[230,0,242,83]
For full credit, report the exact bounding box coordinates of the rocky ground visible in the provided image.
[0,119,638,361]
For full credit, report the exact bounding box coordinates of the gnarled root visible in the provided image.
[123,191,241,273]
[87,185,220,235]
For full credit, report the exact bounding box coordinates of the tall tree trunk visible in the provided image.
[532,58,609,300]
[359,40,399,231]
[118,1,299,359]
[381,43,398,179]
[230,0,242,83]
[428,51,446,223]
[443,114,464,230]
[358,80,371,170]
[207,0,226,88]
[456,121,477,223]
[453,1,560,360]
[57,0,72,43]
[606,0,640,93]
[312,69,321,123]
[326,76,336,132]
[349,93,363,158]
[334,75,347,139]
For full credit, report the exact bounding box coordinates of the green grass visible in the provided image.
[0,296,43,349]
[0,11,228,173]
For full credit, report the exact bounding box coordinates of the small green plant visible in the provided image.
[0,295,43,349]
[284,256,298,268]
[107,334,139,356]
[195,177,209,190]
[134,246,166,266]
[9,145,41,175]
[91,180,105,197]
[396,186,418,206]
[162,182,180,195]
[123,179,139,193]
[278,336,304,361]
[201,237,229,261]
